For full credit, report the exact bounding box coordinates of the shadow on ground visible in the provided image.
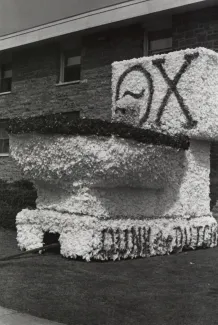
[0,228,218,325]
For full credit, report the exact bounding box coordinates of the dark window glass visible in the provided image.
[0,139,9,154]
[148,29,172,56]
[0,63,12,93]
[64,65,80,82]
[63,49,81,82]
[1,78,12,92]
[0,121,9,154]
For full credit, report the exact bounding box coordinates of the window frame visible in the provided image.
[144,28,172,57]
[59,43,82,85]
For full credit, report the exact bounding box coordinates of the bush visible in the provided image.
[0,179,37,230]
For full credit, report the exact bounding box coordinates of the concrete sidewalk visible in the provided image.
[0,307,64,325]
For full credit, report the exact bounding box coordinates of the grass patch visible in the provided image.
[0,228,217,325]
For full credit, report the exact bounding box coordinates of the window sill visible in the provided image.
[0,153,9,157]
[56,80,87,87]
[0,91,11,96]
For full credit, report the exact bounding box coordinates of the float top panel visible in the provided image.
[112,47,218,140]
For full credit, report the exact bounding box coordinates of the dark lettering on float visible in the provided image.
[152,53,199,129]
[107,228,115,254]
[100,222,216,259]
[165,235,173,251]
[115,228,121,251]
[101,228,116,255]
[174,226,183,247]
[131,227,142,255]
[184,227,193,247]
[137,227,142,255]
[101,228,111,259]
[101,228,107,251]
[115,64,154,125]
[153,230,163,249]
[202,225,211,247]
[203,225,209,243]
[193,226,203,246]
[211,225,217,245]
[124,229,129,251]
[142,227,151,255]
[205,225,214,246]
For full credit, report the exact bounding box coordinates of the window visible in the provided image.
[0,60,12,93]
[147,29,172,56]
[0,121,9,156]
[60,47,81,83]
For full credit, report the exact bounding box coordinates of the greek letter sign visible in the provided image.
[112,48,218,140]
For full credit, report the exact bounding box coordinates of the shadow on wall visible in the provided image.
[210,142,218,211]
[90,151,187,218]
[0,179,37,229]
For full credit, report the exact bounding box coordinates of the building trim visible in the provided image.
[143,30,149,56]
[0,0,211,51]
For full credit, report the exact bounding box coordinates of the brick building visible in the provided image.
[0,0,217,210]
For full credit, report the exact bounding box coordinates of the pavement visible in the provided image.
[0,307,64,325]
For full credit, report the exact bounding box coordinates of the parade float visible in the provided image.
[7,47,218,261]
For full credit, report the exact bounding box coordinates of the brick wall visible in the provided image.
[0,24,144,181]
[173,6,218,212]
[0,24,143,121]
[173,6,218,51]
[0,156,22,182]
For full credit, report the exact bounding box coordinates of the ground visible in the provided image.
[0,228,218,325]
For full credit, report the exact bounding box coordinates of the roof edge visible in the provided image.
[0,0,210,51]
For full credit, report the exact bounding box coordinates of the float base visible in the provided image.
[16,209,217,261]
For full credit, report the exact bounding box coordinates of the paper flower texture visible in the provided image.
[9,47,218,261]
